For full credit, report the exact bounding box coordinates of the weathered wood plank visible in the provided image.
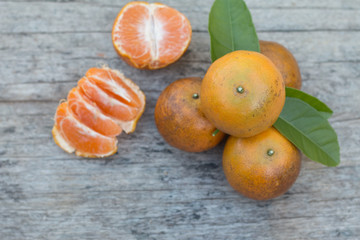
[0,101,359,167]
[1,31,360,86]
[0,1,360,34]
[2,0,360,10]
[0,155,359,240]
[1,30,358,69]
[1,31,360,124]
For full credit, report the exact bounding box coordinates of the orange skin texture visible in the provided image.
[223,127,301,201]
[155,77,226,152]
[112,2,192,70]
[200,50,285,138]
[260,40,302,89]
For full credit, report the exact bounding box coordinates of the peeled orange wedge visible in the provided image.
[112,2,192,70]
[53,102,119,158]
[52,67,146,158]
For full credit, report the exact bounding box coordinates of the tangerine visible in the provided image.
[223,127,301,200]
[260,40,302,89]
[52,67,146,158]
[67,87,122,137]
[112,2,192,70]
[53,102,118,158]
[154,77,225,152]
[200,50,285,138]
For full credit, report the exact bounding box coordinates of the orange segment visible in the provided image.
[85,68,141,108]
[52,67,146,158]
[78,77,138,122]
[152,4,192,69]
[53,102,118,158]
[112,2,192,69]
[67,87,122,137]
[112,2,151,69]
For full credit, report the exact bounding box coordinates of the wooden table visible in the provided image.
[1,1,359,239]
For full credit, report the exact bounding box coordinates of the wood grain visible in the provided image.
[0,0,359,239]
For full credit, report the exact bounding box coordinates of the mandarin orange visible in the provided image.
[53,67,145,158]
[112,2,192,70]
[223,127,301,200]
[155,77,225,152]
[200,50,285,138]
[260,40,302,89]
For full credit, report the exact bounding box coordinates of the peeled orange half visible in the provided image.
[52,67,146,158]
[112,2,192,70]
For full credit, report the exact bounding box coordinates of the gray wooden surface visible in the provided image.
[0,0,359,239]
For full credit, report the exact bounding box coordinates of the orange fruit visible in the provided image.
[81,67,145,133]
[260,40,302,89]
[200,50,285,138]
[223,127,301,200]
[52,67,146,158]
[112,1,192,70]
[53,102,118,158]
[67,87,122,137]
[154,77,225,152]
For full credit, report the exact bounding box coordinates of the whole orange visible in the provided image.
[223,127,301,200]
[200,50,285,138]
[260,40,302,89]
[154,77,226,152]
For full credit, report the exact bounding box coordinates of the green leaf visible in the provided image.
[209,0,259,62]
[286,87,333,119]
[274,97,340,166]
